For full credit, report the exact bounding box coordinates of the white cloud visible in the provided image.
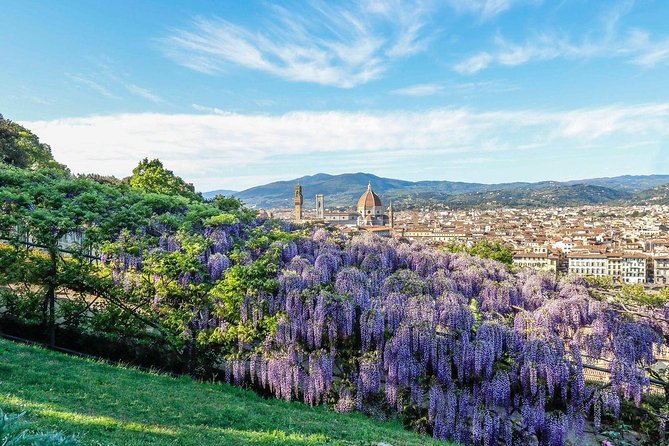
[445,0,530,20]
[20,104,669,190]
[453,1,669,74]
[191,104,232,115]
[67,71,164,104]
[631,36,669,67]
[454,52,493,74]
[160,1,432,88]
[455,30,669,73]
[66,74,118,98]
[391,83,443,96]
[122,82,164,104]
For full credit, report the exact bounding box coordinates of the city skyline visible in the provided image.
[1,0,668,191]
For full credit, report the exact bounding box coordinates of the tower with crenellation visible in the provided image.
[294,184,303,222]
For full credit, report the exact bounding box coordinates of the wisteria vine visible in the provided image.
[102,223,668,446]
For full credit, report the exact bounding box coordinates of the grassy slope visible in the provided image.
[0,339,448,446]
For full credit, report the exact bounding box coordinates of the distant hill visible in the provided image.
[629,184,669,205]
[233,173,415,208]
[203,173,669,209]
[202,189,238,199]
[443,184,631,208]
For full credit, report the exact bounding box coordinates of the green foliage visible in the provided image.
[127,158,202,201]
[210,194,244,212]
[619,284,668,308]
[445,240,514,266]
[0,116,68,172]
[658,287,669,304]
[204,213,239,227]
[0,162,262,366]
[586,275,614,289]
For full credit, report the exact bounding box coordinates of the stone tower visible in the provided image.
[316,194,325,219]
[294,184,303,222]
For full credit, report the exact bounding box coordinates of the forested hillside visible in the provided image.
[212,172,669,209]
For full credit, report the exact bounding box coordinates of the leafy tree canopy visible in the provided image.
[127,158,202,202]
[0,114,68,172]
[444,239,514,266]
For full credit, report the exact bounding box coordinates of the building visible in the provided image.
[566,251,649,283]
[323,211,359,225]
[356,182,389,227]
[654,256,669,284]
[294,184,303,222]
[513,252,559,274]
[297,182,394,232]
[316,194,325,219]
[400,228,469,244]
[568,253,608,277]
[621,253,647,284]
[606,253,623,282]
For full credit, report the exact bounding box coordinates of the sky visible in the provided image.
[1,0,668,192]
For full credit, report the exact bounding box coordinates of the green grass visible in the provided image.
[0,339,449,446]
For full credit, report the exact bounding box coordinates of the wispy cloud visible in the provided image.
[21,103,669,190]
[192,104,231,115]
[453,1,669,73]
[160,1,432,88]
[66,61,164,103]
[121,82,164,104]
[454,52,493,74]
[67,73,118,98]
[629,34,669,67]
[445,0,532,21]
[454,30,669,74]
[391,83,443,96]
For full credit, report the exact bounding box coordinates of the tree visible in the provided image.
[127,158,202,201]
[0,118,28,167]
[0,115,68,171]
[444,239,514,266]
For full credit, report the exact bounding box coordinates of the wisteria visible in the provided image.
[102,222,669,445]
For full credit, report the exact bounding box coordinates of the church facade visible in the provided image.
[294,182,394,230]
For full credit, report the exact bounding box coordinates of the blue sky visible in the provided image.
[1,0,668,191]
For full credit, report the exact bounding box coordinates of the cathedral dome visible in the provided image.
[357,182,383,209]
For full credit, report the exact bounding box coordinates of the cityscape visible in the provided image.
[2,1,669,446]
[276,183,669,285]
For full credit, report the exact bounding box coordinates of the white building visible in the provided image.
[568,253,608,277]
[621,253,647,284]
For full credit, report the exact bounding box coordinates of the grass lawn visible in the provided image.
[0,338,450,445]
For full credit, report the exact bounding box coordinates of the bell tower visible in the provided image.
[316,194,325,219]
[294,184,303,222]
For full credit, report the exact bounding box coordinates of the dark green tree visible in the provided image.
[0,115,68,171]
[127,158,202,201]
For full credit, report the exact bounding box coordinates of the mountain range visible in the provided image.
[203,173,669,209]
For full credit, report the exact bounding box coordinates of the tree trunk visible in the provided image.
[46,247,57,347]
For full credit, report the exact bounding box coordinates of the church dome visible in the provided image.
[357,182,383,208]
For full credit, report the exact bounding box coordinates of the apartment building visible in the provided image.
[568,253,608,277]
[621,253,647,284]
[654,257,669,285]
[513,252,559,274]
